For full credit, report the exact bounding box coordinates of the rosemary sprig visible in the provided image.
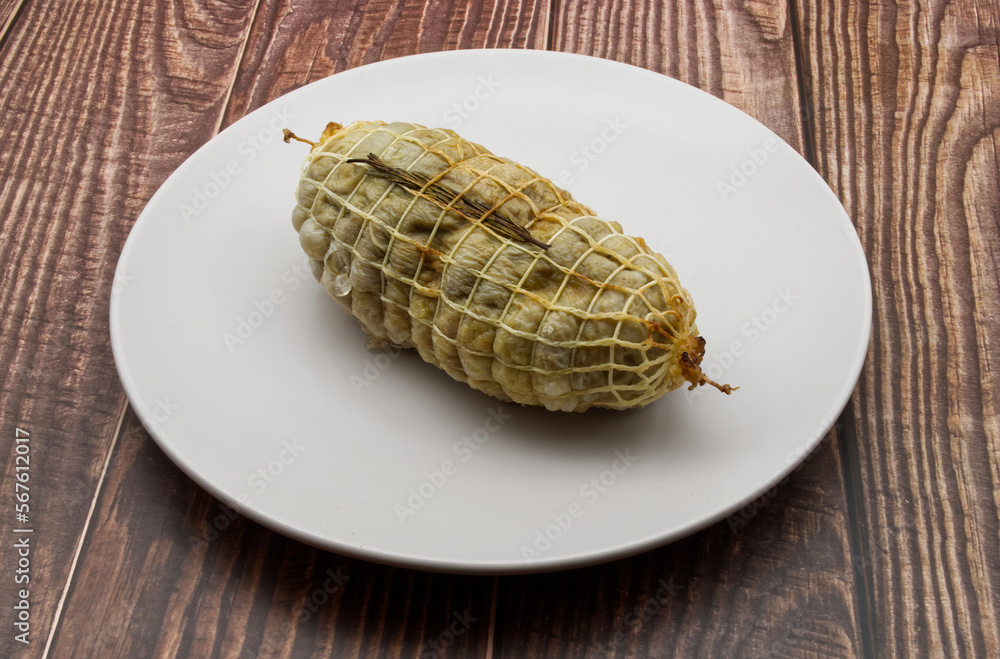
[346,153,550,250]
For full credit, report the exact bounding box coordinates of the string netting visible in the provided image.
[291,121,704,411]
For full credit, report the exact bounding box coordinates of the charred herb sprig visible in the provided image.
[347,153,551,250]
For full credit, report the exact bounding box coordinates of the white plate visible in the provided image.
[110,50,871,574]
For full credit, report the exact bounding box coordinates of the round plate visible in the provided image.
[110,49,871,574]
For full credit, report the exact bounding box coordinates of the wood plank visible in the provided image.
[48,410,498,658]
[495,1,866,656]
[792,0,1000,656]
[551,0,806,152]
[498,439,862,658]
[0,1,264,655]
[0,0,24,43]
[48,1,546,657]
[222,0,549,127]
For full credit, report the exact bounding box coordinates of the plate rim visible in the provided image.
[110,48,873,574]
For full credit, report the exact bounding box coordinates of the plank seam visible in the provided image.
[787,0,817,164]
[837,411,879,659]
[485,575,498,659]
[786,2,876,657]
[544,0,557,50]
[40,399,131,658]
[212,0,265,136]
[0,0,28,48]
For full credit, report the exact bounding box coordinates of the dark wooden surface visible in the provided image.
[0,0,996,657]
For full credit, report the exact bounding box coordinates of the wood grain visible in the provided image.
[550,0,806,153]
[498,438,862,658]
[3,0,999,657]
[492,1,864,657]
[0,0,24,43]
[793,0,1000,656]
[47,410,497,658]
[222,0,549,128]
[44,1,544,657]
[0,0,266,656]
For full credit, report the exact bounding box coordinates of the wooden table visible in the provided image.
[1,1,998,657]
